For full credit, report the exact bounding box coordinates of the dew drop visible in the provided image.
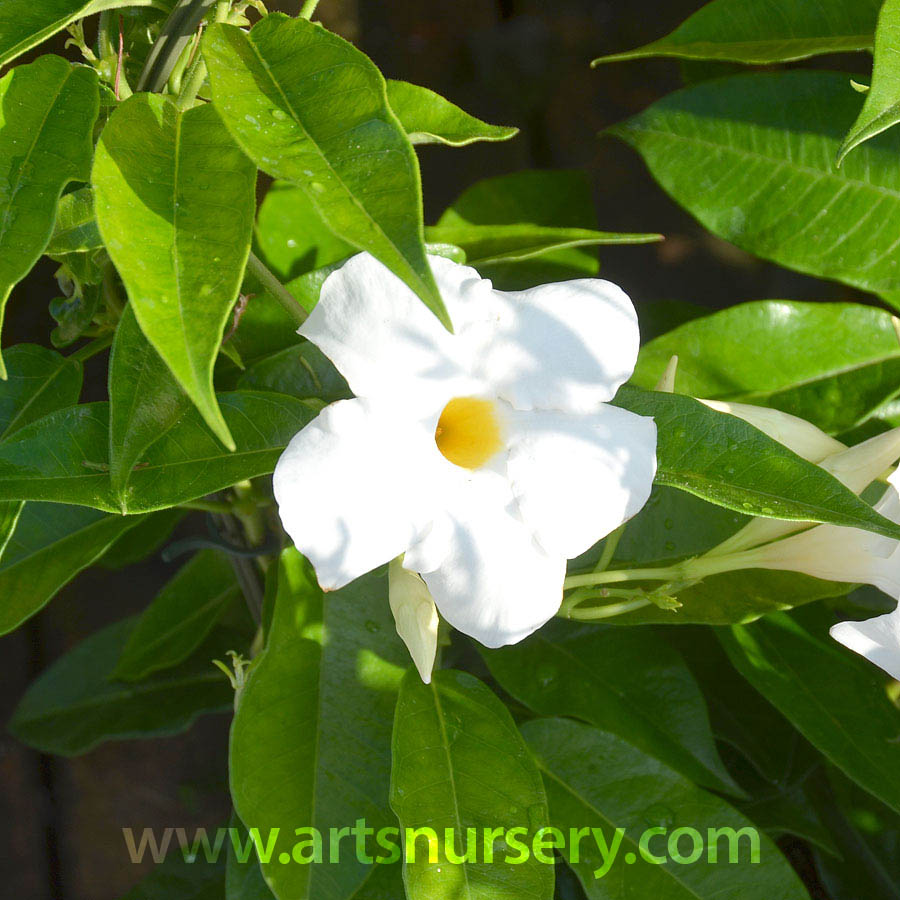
[364,619,380,633]
[642,803,675,827]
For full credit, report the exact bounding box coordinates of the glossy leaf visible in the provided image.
[480,619,739,795]
[114,550,239,682]
[840,0,900,163]
[254,180,354,280]
[632,301,900,434]
[595,0,881,65]
[0,503,145,635]
[9,616,233,755]
[93,93,256,449]
[386,79,518,146]
[0,56,98,375]
[47,187,103,255]
[237,341,349,403]
[0,391,318,513]
[391,668,554,900]
[523,718,809,900]
[437,169,601,287]
[108,304,191,507]
[202,14,448,327]
[230,550,408,900]
[611,71,900,303]
[0,0,163,67]
[425,223,661,267]
[614,385,900,539]
[719,611,900,816]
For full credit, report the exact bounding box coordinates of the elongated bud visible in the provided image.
[700,399,844,462]
[706,425,900,558]
[388,557,439,683]
[655,355,679,393]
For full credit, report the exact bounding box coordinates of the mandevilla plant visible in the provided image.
[5,0,900,898]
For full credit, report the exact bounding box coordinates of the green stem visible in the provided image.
[97,10,115,58]
[176,1,229,107]
[299,0,320,18]
[567,597,652,620]
[70,334,113,363]
[246,252,308,326]
[593,524,625,573]
[564,565,686,590]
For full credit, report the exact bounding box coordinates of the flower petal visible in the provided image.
[273,399,444,589]
[505,404,657,558]
[301,253,491,412]
[474,278,641,413]
[404,468,566,648]
[831,608,900,682]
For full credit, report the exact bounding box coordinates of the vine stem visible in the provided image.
[299,0,320,19]
[567,597,653,620]
[246,252,308,326]
[70,334,113,363]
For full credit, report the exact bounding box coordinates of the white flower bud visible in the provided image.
[388,557,439,683]
[699,399,844,462]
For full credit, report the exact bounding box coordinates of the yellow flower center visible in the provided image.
[434,397,503,469]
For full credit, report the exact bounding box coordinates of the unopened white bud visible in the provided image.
[388,556,439,683]
[700,399,844,462]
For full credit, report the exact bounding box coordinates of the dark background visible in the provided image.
[1,1,870,897]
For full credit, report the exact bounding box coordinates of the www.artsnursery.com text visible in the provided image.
[123,821,762,879]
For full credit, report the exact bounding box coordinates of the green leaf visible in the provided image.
[108,304,191,507]
[719,611,900,816]
[0,343,83,438]
[0,342,83,578]
[424,223,661,267]
[237,342,349,403]
[202,14,448,327]
[255,180,354,280]
[840,0,900,163]
[614,385,900,538]
[121,854,224,900]
[0,56,98,374]
[480,619,740,796]
[0,0,165,67]
[47,187,103,255]
[595,0,881,65]
[99,508,186,569]
[391,668,554,900]
[226,815,276,900]
[611,70,900,302]
[114,550,239,682]
[230,550,408,900]
[632,301,900,434]
[9,616,233,755]
[0,503,145,634]
[523,718,810,899]
[0,391,318,513]
[811,767,900,900]
[93,93,257,449]
[386,79,518,146]
[437,170,602,288]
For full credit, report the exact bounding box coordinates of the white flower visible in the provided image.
[831,609,900,683]
[273,252,657,648]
